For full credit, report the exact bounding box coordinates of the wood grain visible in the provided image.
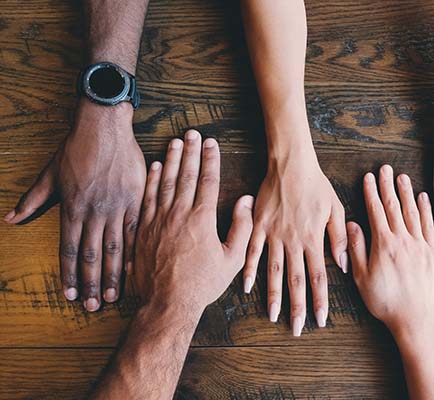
[2,0,434,398]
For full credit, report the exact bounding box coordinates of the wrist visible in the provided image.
[391,322,434,362]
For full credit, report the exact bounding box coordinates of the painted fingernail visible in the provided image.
[203,138,216,148]
[151,162,161,171]
[4,210,16,222]
[269,302,279,323]
[339,251,348,274]
[292,316,303,337]
[382,164,392,175]
[171,139,182,149]
[84,298,99,312]
[244,276,254,294]
[316,309,327,328]
[400,174,410,185]
[422,192,430,203]
[104,288,117,303]
[64,287,78,301]
[185,129,199,141]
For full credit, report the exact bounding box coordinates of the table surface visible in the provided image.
[1,0,432,398]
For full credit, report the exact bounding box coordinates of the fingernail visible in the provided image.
[241,195,254,209]
[365,173,374,182]
[400,174,410,185]
[339,251,348,274]
[269,302,279,323]
[151,162,161,171]
[422,192,430,203]
[203,138,217,148]
[104,288,117,303]
[315,309,327,328]
[171,139,182,149]
[382,164,393,176]
[185,130,199,141]
[292,316,303,337]
[4,210,16,222]
[244,276,254,294]
[64,287,78,301]
[84,298,99,312]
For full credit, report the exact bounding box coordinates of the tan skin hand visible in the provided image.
[4,99,147,311]
[244,149,347,336]
[347,165,434,400]
[134,130,254,312]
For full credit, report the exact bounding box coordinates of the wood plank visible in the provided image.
[0,346,407,400]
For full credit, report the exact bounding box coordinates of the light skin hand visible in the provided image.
[92,130,254,400]
[241,0,348,335]
[347,164,434,399]
[4,99,146,310]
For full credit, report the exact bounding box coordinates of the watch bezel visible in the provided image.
[82,62,131,106]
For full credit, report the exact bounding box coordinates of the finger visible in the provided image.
[267,241,284,323]
[363,172,389,235]
[305,240,328,329]
[141,161,163,227]
[243,224,266,294]
[418,192,434,245]
[103,217,124,303]
[327,199,348,273]
[286,247,306,337]
[224,195,254,273]
[5,163,55,224]
[397,174,422,237]
[346,221,368,284]
[378,165,405,232]
[124,203,141,275]
[159,138,184,210]
[59,206,82,301]
[194,138,220,210]
[174,130,202,210]
[80,220,105,312]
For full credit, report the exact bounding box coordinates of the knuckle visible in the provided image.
[125,216,139,233]
[81,248,98,264]
[60,243,78,261]
[311,270,327,287]
[105,272,120,288]
[160,180,177,195]
[268,289,281,300]
[104,241,121,255]
[199,175,219,187]
[83,280,99,296]
[268,261,282,274]
[62,272,77,287]
[291,303,304,316]
[289,273,305,289]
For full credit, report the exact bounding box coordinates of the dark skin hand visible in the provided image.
[4,0,150,311]
[4,99,146,310]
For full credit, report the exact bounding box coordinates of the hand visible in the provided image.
[347,165,434,399]
[4,99,147,311]
[347,165,434,341]
[243,146,348,335]
[134,130,254,313]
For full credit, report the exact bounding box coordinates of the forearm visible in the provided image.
[394,330,434,399]
[84,0,149,74]
[92,301,203,400]
[241,0,312,162]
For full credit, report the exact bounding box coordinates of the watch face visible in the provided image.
[83,62,130,105]
[89,66,125,98]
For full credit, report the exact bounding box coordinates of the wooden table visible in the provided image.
[1,0,431,398]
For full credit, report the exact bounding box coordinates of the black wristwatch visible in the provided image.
[77,62,140,110]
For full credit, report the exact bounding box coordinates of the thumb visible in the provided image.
[4,163,56,224]
[223,195,254,271]
[346,221,368,284]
